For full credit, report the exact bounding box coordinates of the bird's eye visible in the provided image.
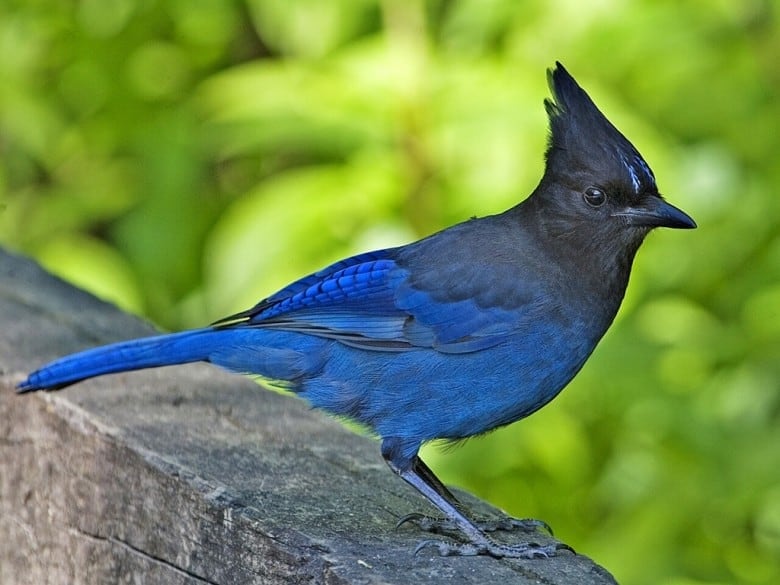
[583,187,606,208]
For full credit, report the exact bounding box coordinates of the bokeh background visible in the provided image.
[2,1,778,583]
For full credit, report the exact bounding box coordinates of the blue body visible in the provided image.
[21,215,613,462]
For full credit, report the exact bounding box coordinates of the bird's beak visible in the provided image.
[614,197,697,229]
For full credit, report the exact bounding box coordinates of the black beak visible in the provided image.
[614,197,697,229]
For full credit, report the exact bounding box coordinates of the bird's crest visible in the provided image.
[544,62,656,195]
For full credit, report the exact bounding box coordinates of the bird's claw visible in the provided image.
[485,517,554,535]
[397,512,553,536]
[414,538,571,559]
[396,512,428,529]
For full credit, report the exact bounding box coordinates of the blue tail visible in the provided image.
[17,328,317,393]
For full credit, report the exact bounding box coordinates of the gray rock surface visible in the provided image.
[0,248,618,584]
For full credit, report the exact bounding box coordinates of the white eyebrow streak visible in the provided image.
[619,150,656,194]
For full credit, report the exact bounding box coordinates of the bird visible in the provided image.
[18,62,696,559]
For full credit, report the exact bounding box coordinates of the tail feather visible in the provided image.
[18,326,324,393]
[17,329,220,392]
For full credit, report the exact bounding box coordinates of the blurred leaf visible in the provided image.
[35,232,143,314]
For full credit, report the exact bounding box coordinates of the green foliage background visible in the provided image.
[2,1,778,583]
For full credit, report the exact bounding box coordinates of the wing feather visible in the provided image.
[216,218,543,354]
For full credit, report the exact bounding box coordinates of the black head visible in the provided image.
[537,62,695,235]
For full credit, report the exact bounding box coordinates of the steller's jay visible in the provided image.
[18,63,695,559]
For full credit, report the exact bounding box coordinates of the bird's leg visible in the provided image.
[396,457,553,535]
[382,438,570,559]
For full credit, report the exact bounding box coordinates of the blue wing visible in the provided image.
[217,219,543,353]
[214,249,413,348]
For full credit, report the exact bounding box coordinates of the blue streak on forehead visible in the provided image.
[619,149,656,194]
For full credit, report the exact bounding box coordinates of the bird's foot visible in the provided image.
[397,512,553,536]
[415,537,573,559]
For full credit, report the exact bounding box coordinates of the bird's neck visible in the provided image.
[511,196,644,330]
